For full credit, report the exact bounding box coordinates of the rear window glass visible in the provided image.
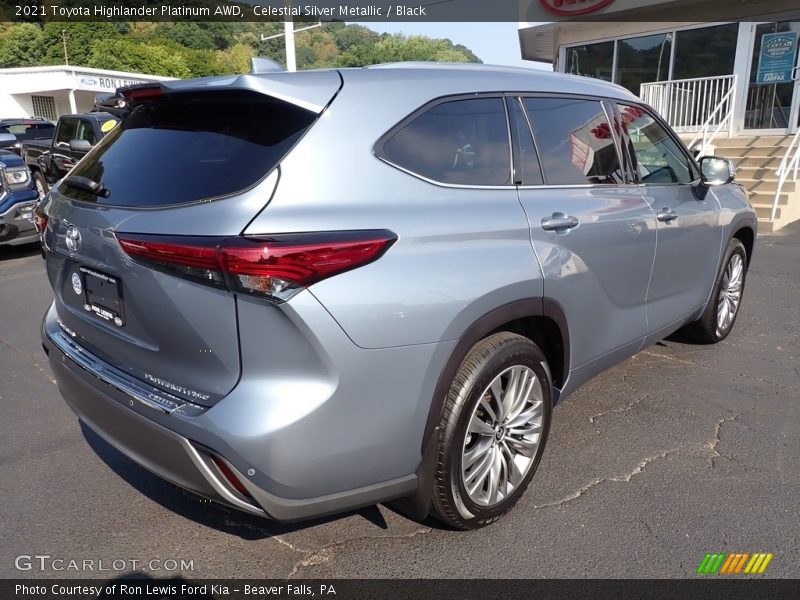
[379,97,512,186]
[58,91,316,207]
[0,123,54,139]
[523,97,625,185]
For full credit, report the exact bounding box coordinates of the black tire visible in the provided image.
[430,332,552,530]
[33,171,48,200]
[683,238,748,344]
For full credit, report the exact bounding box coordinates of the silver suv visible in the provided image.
[40,64,756,529]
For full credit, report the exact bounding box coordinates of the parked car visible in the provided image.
[38,64,756,529]
[21,112,118,199]
[0,144,39,247]
[0,118,56,155]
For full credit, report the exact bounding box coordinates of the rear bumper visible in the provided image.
[42,301,426,522]
[0,190,38,246]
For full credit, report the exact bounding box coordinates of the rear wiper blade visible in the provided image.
[63,175,110,198]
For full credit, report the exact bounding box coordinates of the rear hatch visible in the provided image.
[41,72,341,406]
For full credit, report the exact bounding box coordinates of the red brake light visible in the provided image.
[115,231,397,301]
[120,84,162,104]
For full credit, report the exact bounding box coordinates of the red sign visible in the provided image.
[539,0,615,16]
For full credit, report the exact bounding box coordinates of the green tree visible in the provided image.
[0,22,42,67]
[154,23,235,51]
[337,34,481,67]
[87,38,191,78]
[215,42,255,75]
[39,22,124,66]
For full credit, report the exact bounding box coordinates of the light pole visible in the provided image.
[260,22,323,72]
[61,29,69,66]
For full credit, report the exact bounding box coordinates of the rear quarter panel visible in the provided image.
[244,70,544,349]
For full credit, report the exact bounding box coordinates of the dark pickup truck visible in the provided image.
[21,113,118,198]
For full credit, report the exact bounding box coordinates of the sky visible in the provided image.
[361,22,552,70]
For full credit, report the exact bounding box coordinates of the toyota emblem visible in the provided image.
[65,225,81,253]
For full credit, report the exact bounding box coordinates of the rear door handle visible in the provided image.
[541,213,580,232]
[656,207,678,223]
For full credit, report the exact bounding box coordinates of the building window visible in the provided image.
[672,23,738,79]
[615,33,672,94]
[563,24,739,92]
[565,41,614,82]
[31,96,57,121]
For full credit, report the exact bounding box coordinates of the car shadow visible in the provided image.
[663,330,705,345]
[80,422,396,540]
[0,241,40,261]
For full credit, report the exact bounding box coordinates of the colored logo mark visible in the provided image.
[697,552,773,575]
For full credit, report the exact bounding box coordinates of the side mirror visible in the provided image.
[69,139,93,153]
[0,132,18,149]
[700,156,735,186]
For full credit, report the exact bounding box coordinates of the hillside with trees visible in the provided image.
[0,22,481,77]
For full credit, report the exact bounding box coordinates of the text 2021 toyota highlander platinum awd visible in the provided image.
[39,64,756,529]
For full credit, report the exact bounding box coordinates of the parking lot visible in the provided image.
[1,223,798,579]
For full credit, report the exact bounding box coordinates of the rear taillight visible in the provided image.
[116,231,397,302]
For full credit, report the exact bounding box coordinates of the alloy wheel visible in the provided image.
[716,253,744,335]
[460,365,545,507]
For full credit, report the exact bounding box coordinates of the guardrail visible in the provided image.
[641,75,737,137]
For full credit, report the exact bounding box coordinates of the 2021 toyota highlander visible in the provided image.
[39,64,756,529]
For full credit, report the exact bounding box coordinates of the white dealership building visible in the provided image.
[519,0,800,231]
[0,65,174,120]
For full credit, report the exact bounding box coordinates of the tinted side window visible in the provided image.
[55,119,78,147]
[75,120,97,145]
[381,98,512,186]
[617,104,696,184]
[523,97,625,185]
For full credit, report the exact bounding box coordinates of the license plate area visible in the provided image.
[80,266,124,327]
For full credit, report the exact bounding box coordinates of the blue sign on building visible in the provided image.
[756,31,798,85]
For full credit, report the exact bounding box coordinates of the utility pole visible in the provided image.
[284,19,296,72]
[61,29,69,66]
[260,22,323,71]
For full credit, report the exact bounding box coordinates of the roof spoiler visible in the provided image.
[250,57,286,74]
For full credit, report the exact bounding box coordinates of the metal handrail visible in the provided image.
[772,127,800,222]
[686,75,737,158]
[640,74,736,134]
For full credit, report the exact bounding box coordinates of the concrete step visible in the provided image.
[735,167,779,180]
[716,145,790,159]
[737,179,797,194]
[715,135,794,149]
[753,204,783,220]
[757,218,779,233]
[734,156,784,169]
[747,190,792,206]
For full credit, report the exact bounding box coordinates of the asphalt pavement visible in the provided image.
[1,223,798,579]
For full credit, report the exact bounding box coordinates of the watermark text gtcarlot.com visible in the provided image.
[14,555,195,572]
